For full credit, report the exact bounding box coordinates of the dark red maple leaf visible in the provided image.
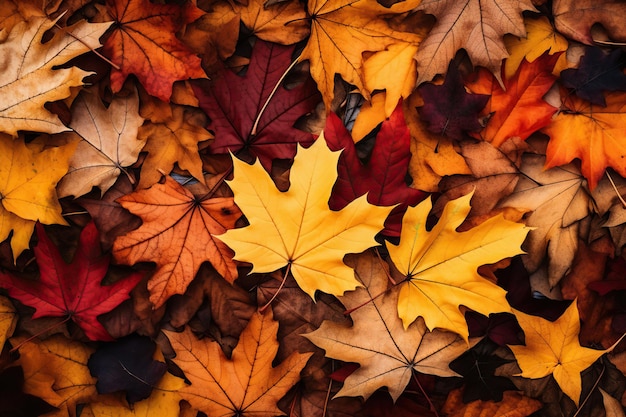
[418,62,490,140]
[0,222,143,341]
[325,103,427,237]
[193,40,321,171]
[561,46,626,106]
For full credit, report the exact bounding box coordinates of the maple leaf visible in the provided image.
[542,89,626,190]
[0,16,111,136]
[233,0,310,44]
[553,0,626,45]
[0,366,57,417]
[415,0,535,86]
[88,335,166,403]
[137,97,211,189]
[0,222,142,341]
[0,135,76,259]
[561,47,626,106]
[386,191,530,341]
[103,0,206,101]
[13,334,97,417]
[465,53,559,147]
[113,176,241,308]
[509,300,611,406]
[300,0,423,109]
[304,251,468,401]
[503,15,568,80]
[497,138,590,287]
[164,308,312,417]
[324,104,426,237]
[57,88,145,198]
[217,136,394,299]
[436,138,526,218]
[418,63,490,140]
[193,40,319,172]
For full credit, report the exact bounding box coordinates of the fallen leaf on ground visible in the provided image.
[442,388,542,417]
[387,191,530,340]
[304,250,468,401]
[217,136,393,299]
[164,308,312,417]
[415,0,535,85]
[0,16,111,136]
[103,0,206,101]
[58,88,145,198]
[0,222,143,341]
[509,300,610,406]
[113,176,241,308]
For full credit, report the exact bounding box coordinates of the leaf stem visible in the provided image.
[259,262,291,313]
[10,316,72,353]
[250,53,302,136]
[572,363,605,417]
[54,23,121,70]
[606,171,626,208]
[411,372,439,417]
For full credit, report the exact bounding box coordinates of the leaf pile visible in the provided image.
[1,1,626,416]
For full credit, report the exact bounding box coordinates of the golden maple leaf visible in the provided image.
[164,309,312,417]
[386,191,530,341]
[0,134,77,259]
[0,16,111,137]
[217,136,394,299]
[0,296,16,348]
[299,0,422,110]
[304,251,468,401]
[13,335,97,417]
[509,301,613,406]
[504,15,568,79]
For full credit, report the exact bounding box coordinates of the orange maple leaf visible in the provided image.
[542,90,626,189]
[466,53,559,147]
[103,0,207,101]
[112,176,241,308]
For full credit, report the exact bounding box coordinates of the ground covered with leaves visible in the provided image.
[1,0,626,416]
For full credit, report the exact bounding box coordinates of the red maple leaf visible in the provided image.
[0,222,143,341]
[193,40,320,171]
[325,103,427,237]
[103,0,206,101]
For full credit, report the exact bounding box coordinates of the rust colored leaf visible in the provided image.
[103,0,207,101]
[113,176,241,308]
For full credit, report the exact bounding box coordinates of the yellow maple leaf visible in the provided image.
[0,134,77,258]
[299,0,422,110]
[0,16,111,137]
[138,97,211,189]
[509,301,612,406]
[217,136,393,298]
[13,335,97,417]
[386,191,530,341]
[504,15,568,79]
[164,309,312,417]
